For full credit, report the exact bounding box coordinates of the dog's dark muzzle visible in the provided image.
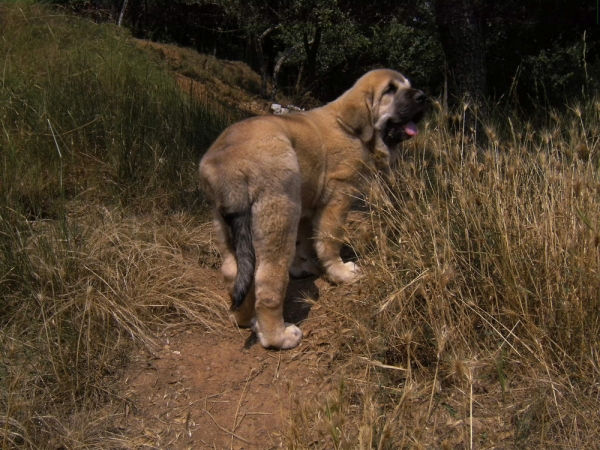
[381,89,427,146]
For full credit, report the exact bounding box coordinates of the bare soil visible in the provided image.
[124,261,347,449]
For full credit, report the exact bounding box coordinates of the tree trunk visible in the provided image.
[254,27,277,98]
[272,46,299,101]
[436,0,487,133]
[295,63,305,97]
[303,27,322,93]
[117,0,129,26]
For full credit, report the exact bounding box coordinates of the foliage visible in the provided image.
[48,0,599,107]
[524,39,596,104]
[369,14,444,94]
[482,0,599,106]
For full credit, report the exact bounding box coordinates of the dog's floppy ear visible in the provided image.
[337,85,374,143]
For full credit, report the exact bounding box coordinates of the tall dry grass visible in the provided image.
[1,206,226,448]
[288,101,600,448]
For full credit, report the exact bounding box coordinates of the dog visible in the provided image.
[199,69,426,349]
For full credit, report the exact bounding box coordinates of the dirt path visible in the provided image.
[124,262,344,449]
[123,43,341,448]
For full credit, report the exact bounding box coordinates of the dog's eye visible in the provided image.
[383,83,398,96]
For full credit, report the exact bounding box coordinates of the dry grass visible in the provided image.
[133,39,272,113]
[134,39,262,96]
[0,204,227,448]
[287,100,600,448]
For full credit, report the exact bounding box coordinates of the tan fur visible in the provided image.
[199,69,425,349]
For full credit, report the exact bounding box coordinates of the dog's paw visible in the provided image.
[251,319,303,349]
[279,323,303,349]
[327,260,361,284]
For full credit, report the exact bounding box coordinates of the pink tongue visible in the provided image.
[404,121,418,136]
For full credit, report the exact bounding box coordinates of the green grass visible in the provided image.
[1,2,244,216]
[0,3,240,447]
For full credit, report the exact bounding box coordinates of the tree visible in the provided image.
[435,0,487,130]
[218,0,366,100]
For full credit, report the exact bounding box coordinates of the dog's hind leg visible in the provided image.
[213,210,256,327]
[250,193,303,349]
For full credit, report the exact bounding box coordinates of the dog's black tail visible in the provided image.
[222,211,255,310]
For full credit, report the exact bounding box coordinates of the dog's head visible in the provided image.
[337,69,426,154]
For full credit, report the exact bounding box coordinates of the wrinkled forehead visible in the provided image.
[391,73,412,89]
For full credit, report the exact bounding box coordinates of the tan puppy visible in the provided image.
[199,69,426,349]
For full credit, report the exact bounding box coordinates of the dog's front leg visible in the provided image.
[290,216,319,278]
[313,186,360,284]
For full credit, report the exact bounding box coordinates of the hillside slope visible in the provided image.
[133,38,300,117]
